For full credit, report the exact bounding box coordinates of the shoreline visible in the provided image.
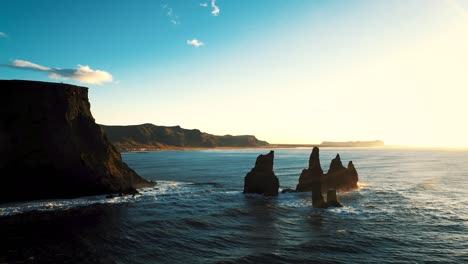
[121,145,468,153]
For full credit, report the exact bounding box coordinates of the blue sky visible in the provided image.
[1,0,468,147]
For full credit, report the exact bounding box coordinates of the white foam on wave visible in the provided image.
[0,180,218,216]
[0,194,138,217]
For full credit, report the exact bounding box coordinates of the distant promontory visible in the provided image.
[100,124,269,152]
[320,140,384,147]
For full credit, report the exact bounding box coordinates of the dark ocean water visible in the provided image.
[1,148,467,263]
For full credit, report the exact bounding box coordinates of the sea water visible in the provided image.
[1,148,467,263]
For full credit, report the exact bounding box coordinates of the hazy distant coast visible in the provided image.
[101,123,269,152]
[101,124,384,152]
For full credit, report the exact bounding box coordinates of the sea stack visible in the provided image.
[327,154,346,175]
[296,147,326,207]
[326,190,343,207]
[243,150,279,196]
[325,155,359,191]
[296,147,324,192]
[0,80,154,203]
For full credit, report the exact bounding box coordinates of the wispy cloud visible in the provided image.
[186,39,204,47]
[211,0,220,16]
[0,32,9,40]
[7,59,113,84]
[12,60,50,71]
[162,3,180,25]
[200,3,208,7]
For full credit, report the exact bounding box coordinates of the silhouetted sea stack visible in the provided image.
[326,190,343,207]
[294,147,359,208]
[327,154,346,175]
[325,159,359,191]
[295,147,326,207]
[296,147,324,192]
[243,150,279,196]
[0,80,154,203]
[296,148,359,193]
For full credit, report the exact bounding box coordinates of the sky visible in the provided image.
[1,0,468,148]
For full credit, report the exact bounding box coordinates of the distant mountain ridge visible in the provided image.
[100,123,269,151]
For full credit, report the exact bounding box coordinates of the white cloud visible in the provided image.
[200,3,208,7]
[8,59,113,84]
[12,59,51,71]
[50,65,113,84]
[187,39,205,47]
[211,0,220,16]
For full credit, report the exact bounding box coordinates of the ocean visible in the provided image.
[1,148,467,263]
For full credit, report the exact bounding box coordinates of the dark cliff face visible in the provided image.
[100,124,269,151]
[243,151,279,196]
[0,80,153,203]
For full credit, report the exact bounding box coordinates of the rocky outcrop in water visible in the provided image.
[294,147,358,208]
[295,147,326,207]
[326,190,343,207]
[296,148,359,193]
[0,80,154,203]
[243,150,279,196]
[296,147,324,192]
[325,155,359,191]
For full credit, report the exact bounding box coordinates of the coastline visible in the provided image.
[121,144,468,153]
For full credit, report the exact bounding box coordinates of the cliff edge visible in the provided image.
[0,80,153,203]
[101,124,269,152]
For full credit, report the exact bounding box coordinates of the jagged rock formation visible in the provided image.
[296,147,324,192]
[295,147,326,207]
[0,80,154,203]
[296,149,359,193]
[326,190,343,207]
[327,154,346,175]
[295,147,358,208]
[243,151,279,196]
[325,155,359,191]
[101,124,269,152]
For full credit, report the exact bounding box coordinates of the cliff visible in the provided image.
[101,124,269,151]
[0,80,153,203]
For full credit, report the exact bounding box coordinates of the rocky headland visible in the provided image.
[0,80,153,203]
[101,124,269,152]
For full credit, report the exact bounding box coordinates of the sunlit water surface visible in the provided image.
[1,148,467,263]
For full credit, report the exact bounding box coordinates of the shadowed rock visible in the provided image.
[312,188,327,208]
[0,80,154,203]
[294,147,359,208]
[296,147,323,192]
[326,190,343,207]
[295,147,327,207]
[296,149,359,193]
[327,154,346,175]
[325,160,359,191]
[243,150,279,196]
